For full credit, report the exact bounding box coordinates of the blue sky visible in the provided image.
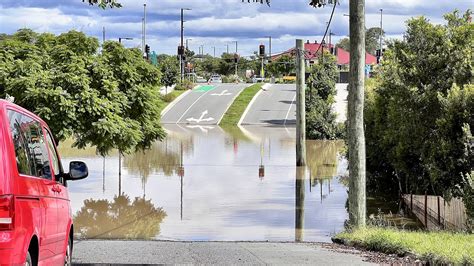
[0,0,472,57]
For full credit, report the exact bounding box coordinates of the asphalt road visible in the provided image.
[161,83,248,125]
[240,84,296,126]
[72,240,374,265]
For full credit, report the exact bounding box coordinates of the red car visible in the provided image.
[0,100,88,265]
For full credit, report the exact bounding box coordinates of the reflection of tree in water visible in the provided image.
[124,137,193,180]
[306,140,344,185]
[74,194,167,240]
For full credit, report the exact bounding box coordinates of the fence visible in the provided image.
[402,194,467,230]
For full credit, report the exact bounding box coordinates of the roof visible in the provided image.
[272,41,377,65]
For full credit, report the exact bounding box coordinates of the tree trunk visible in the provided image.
[348,0,366,227]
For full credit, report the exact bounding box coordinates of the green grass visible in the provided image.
[219,83,262,126]
[334,227,474,264]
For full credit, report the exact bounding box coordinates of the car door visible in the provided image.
[7,110,59,259]
[44,128,70,256]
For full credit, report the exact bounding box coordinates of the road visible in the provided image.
[240,84,296,126]
[72,240,374,265]
[161,83,248,125]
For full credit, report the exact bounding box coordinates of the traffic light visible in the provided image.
[234,54,239,63]
[145,44,150,59]
[259,44,265,57]
[178,45,185,55]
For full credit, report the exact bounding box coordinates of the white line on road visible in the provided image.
[176,85,219,124]
[284,94,296,125]
[211,89,232,96]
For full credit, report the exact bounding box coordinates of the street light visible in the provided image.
[264,36,272,61]
[118,37,133,44]
[180,8,191,82]
[233,41,238,54]
[186,38,192,50]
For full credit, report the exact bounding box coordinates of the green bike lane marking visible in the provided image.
[195,85,215,92]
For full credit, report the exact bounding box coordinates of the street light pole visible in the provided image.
[379,8,383,54]
[213,46,216,57]
[144,3,147,50]
[180,8,191,82]
[118,37,133,44]
[226,44,229,54]
[234,41,238,54]
[265,36,272,61]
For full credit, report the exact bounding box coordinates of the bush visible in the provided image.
[175,79,194,90]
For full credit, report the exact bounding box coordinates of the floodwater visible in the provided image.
[60,125,349,242]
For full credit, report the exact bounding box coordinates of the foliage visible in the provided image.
[266,55,295,77]
[0,29,166,155]
[364,10,473,212]
[305,52,343,140]
[219,83,262,126]
[74,194,167,239]
[336,27,384,55]
[158,55,179,88]
[83,0,122,8]
[175,79,194,91]
[334,227,474,265]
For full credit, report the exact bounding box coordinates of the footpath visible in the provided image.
[73,240,375,265]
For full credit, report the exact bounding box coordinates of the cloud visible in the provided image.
[1,0,472,55]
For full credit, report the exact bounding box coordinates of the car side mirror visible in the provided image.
[67,161,88,180]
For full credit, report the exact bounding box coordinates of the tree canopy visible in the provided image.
[0,29,166,155]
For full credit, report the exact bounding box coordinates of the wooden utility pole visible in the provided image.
[296,39,306,167]
[348,0,366,227]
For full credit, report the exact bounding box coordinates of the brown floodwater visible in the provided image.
[59,125,349,242]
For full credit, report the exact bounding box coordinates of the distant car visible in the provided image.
[251,75,265,83]
[282,74,297,82]
[208,74,222,83]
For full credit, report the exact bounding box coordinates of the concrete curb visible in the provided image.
[160,89,192,117]
[237,83,270,126]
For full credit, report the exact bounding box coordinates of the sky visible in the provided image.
[0,0,472,57]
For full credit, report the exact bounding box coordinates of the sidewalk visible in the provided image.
[72,240,375,265]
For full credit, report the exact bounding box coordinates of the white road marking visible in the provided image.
[186,125,215,133]
[284,94,297,125]
[176,86,219,124]
[211,89,232,96]
[186,110,215,123]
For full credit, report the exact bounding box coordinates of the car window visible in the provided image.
[45,129,62,180]
[8,110,52,180]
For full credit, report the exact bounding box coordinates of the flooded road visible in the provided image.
[60,125,348,242]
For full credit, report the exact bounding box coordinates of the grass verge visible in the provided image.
[333,227,474,264]
[219,83,262,126]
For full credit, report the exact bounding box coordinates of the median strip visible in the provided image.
[219,83,263,127]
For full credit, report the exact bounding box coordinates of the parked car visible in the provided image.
[0,99,88,265]
[208,74,222,83]
[251,75,265,83]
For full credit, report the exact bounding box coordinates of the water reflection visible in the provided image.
[74,193,167,239]
[64,125,349,242]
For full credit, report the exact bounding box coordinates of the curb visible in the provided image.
[160,89,192,116]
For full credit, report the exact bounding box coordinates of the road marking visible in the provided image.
[186,125,215,133]
[195,85,215,92]
[284,94,296,125]
[176,86,218,124]
[211,89,232,96]
[186,110,215,123]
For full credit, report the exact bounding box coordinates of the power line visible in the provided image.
[313,1,337,56]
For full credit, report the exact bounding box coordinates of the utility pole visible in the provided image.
[141,18,145,52]
[186,38,192,50]
[102,26,105,44]
[226,44,229,54]
[180,8,191,82]
[213,46,216,57]
[143,3,147,49]
[234,41,238,54]
[265,36,272,60]
[296,39,306,167]
[348,0,366,228]
[379,8,383,54]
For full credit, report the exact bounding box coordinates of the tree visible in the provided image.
[158,55,179,88]
[0,29,166,155]
[266,55,294,77]
[83,0,122,8]
[364,10,473,220]
[336,27,384,55]
[336,37,350,51]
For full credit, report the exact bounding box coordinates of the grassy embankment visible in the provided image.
[334,227,474,265]
[219,83,262,127]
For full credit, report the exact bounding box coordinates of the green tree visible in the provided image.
[305,52,343,140]
[83,0,122,8]
[336,27,384,55]
[0,29,166,155]
[158,55,179,88]
[364,10,473,214]
[336,37,350,51]
[266,55,294,77]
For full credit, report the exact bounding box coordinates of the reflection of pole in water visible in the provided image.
[295,166,305,242]
[102,156,106,193]
[329,179,331,195]
[119,151,122,196]
[320,179,323,203]
[259,141,265,179]
[180,141,184,221]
